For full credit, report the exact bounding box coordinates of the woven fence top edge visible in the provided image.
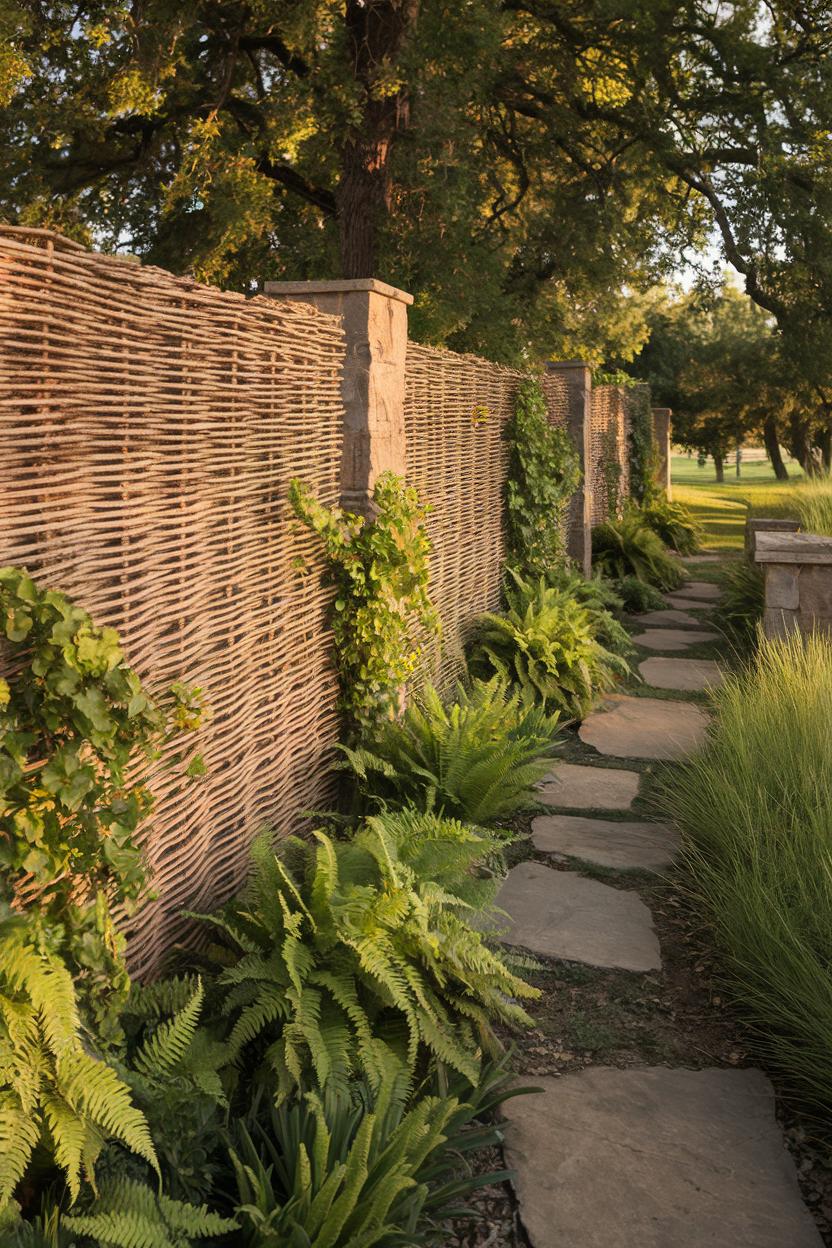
[0,226,343,333]
[405,338,529,382]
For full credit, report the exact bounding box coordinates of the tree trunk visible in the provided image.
[714,452,725,483]
[337,0,419,278]
[789,413,813,473]
[763,416,789,480]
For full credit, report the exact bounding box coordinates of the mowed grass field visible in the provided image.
[672,453,804,549]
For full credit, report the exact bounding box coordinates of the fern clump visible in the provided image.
[0,908,157,1212]
[340,676,560,823]
[540,566,634,659]
[62,1177,237,1247]
[469,574,631,717]
[610,575,666,614]
[198,816,538,1098]
[639,494,703,555]
[592,509,685,590]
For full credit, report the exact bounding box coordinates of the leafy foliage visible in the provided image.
[470,573,630,717]
[230,1057,524,1248]
[625,386,657,505]
[339,676,560,824]
[592,510,685,589]
[540,567,634,659]
[0,907,157,1213]
[610,575,666,614]
[0,566,204,1034]
[62,1177,237,1247]
[505,378,581,577]
[198,816,537,1097]
[289,474,438,738]
[638,495,702,555]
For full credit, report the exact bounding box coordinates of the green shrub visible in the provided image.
[540,566,634,659]
[639,495,703,555]
[470,573,630,717]
[198,816,537,1097]
[719,560,764,647]
[592,510,685,590]
[339,676,560,824]
[230,1058,522,1248]
[609,575,666,614]
[505,377,581,577]
[666,631,832,1112]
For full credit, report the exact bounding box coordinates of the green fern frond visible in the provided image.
[132,980,203,1079]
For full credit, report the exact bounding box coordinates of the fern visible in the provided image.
[639,494,703,555]
[592,509,686,589]
[198,815,538,1098]
[62,1177,237,1247]
[0,908,157,1212]
[469,573,631,718]
[339,675,560,824]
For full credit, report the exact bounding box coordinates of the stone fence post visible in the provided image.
[754,531,832,637]
[265,278,412,517]
[745,517,800,560]
[652,407,672,497]
[546,361,593,574]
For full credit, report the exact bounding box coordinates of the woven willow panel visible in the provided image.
[540,369,570,428]
[589,384,631,524]
[403,343,524,689]
[0,227,343,975]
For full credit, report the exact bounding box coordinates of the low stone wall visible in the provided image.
[754,531,832,637]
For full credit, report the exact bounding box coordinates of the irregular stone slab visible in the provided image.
[631,607,702,627]
[631,627,719,651]
[665,594,714,612]
[532,814,680,871]
[503,1067,823,1248]
[673,579,722,600]
[640,656,724,692]
[496,861,660,971]
[538,762,640,810]
[580,695,709,760]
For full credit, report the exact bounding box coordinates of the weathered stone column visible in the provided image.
[652,407,672,498]
[546,360,593,574]
[745,517,800,560]
[264,278,412,516]
[754,531,832,637]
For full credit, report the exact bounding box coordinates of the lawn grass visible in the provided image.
[671,453,804,550]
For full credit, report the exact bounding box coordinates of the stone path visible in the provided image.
[494,573,822,1247]
[630,626,719,650]
[631,606,702,626]
[639,656,724,691]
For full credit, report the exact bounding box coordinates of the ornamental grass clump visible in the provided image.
[470,573,631,717]
[339,675,561,824]
[666,630,832,1112]
[793,477,832,536]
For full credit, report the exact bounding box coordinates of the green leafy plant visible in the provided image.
[198,816,537,1097]
[230,1058,526,1248]
[540,567,634,659]
[598,426,623,520]
[610,575,666,614]
[639,495,702,555]
[469,573,630,717]
[625,386,656,505]
[505,377,580,577]
[0,566,205,1035]
[289,474,439,738]
[62,1178,237,1247]
[592,510,685,589]
[0,906,157,1213]
[339,676,560,824]
[666,631,832,1113]
[719,560,764,647]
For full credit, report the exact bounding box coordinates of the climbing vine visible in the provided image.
[627,385,658,505]
[289,472,439,738]
[505,377,581,577]
[599,426,623,519]
[0,567,205,1036]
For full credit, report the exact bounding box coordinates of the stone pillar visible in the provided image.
[546,361,593,574]
[652,408,672,498]
[264,278,412,516]
[754,531,832,638]
[745,517,800,560]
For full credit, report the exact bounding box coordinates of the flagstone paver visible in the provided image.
[631,627,719,651]
[496,861,661,971]
[639,656,724,692]
[579,695,709,759]
[631,607,702,627]
[532,814,680,871]
[665,595,714,611]
[673,580,722,600]
[502,1067,823,1248]
[538,761,640,810]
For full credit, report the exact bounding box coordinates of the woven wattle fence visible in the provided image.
[589,384,632,524]
[0,227,344,974]
[403,344,525,689]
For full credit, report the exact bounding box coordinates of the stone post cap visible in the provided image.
[264,277,413,306]
[754,530,832,564]
[546,359,591,371]
[652,406,672,415]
